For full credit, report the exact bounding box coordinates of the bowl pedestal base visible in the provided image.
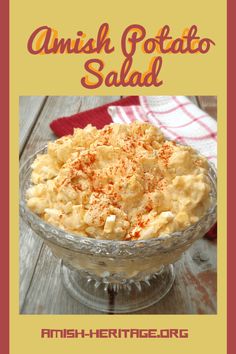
[61,261,175,313]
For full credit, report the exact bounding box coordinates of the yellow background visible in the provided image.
[10,0,226,353]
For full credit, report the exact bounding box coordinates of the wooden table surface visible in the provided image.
[19,96,217,314]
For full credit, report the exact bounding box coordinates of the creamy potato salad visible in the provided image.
[26,122,211,240]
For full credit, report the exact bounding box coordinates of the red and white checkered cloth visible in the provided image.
[108,96,217,167]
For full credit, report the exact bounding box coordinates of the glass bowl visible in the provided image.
[20,147,217,313]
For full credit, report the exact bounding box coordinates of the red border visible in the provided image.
[0,1,9,354]
[0,1,235,354]
[227,1,236,353]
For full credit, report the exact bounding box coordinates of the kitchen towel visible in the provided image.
[108,96,217,167]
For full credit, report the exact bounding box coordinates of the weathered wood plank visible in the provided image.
[197,96,217,119]
[19,224,43,310]
[138,239,216,314]
[188,96,199,106]
[21,245,102,314]
[20,96,120,313]
[21,96,88,162]
[19,96,47,154]
[20,96,84,310]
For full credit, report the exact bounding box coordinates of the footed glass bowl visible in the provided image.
[20,147,217,313]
